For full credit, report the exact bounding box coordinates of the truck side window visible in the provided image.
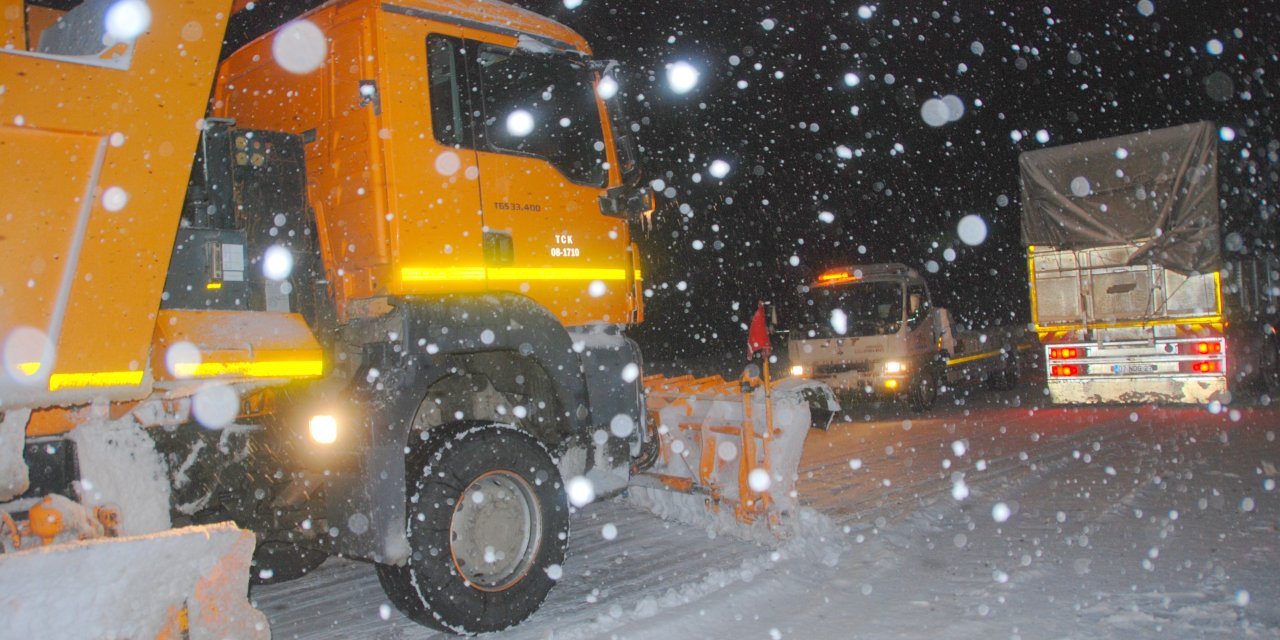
[476,45,606,187]
[1,0,142,70]
[427,35,470,148]
[906,284,931,330]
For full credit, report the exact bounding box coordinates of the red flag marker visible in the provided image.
[747,302,771,360]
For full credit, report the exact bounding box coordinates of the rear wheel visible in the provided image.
[1258,332,1280,396]
[377,422,568,634]
[994,352,1021,391]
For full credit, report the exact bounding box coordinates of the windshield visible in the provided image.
[799,281,904,337]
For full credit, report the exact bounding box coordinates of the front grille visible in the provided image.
[815,361,872,375]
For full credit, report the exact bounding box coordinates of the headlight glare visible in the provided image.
[309,414,338,444]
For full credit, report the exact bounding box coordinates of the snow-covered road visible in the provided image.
[255,388,1280,639]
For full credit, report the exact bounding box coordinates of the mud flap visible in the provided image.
[0,522,268,639]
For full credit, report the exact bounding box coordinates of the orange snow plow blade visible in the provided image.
[0,521,268,639]
[632,370,838,540]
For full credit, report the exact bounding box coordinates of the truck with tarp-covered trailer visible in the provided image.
[1020,121,1280,404]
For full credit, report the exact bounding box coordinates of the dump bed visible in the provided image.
[0,1,232,410]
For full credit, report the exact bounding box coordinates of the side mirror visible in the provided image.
[907,303,927,330]
[600,184,654,237]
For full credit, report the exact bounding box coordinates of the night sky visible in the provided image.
[513,0,1278,362]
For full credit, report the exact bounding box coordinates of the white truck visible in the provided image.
[1021,122,1280,404]
[787,263,1020,410]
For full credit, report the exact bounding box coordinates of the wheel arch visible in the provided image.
[320,294,598,564]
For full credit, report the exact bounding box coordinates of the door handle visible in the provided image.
[484,230,514,265]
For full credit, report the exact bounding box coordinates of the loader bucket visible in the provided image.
[631,371,839,541]
[0,521,268,640]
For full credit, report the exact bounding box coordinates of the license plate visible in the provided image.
[1112,363,1157,374]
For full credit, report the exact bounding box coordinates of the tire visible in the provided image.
[909,368,938,411]
[1256,332,1280,396]
[376,422,568,635]
[996,352,1020,391]
[250,540,328,585]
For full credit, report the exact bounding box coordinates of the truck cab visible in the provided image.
[787,264,943,409]
[1,0,656,634]
[787,264,1020,411]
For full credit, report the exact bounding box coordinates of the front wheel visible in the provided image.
[377,422,568,635]
[908,368,938,411]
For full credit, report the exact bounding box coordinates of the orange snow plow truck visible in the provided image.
[0,0,835,636]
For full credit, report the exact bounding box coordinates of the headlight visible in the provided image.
[789,365,807,377]
[309,415,338,444]
[884,361,906,374]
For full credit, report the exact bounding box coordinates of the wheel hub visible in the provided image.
[449,470,542,591]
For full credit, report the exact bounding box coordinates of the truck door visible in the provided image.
[461,30,631,326]
[904,282,937,357]
[933,308,959,355]
[378,16,488,295]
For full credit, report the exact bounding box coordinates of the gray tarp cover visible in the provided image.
[1019,121,1220,274]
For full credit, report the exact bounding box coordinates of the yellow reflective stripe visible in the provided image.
[1027,251,1040,325]
[1035,315,1224,332]
[947,350,1002,366]
[401,267,487,282]
[174,360,324,379]
[206,282,223,290]
[402,266,629,282]
[488,267,627,281]
[49,370,145,391]
[1213,270,1223,317]
[16,362,41,376]
[634,268,643,280]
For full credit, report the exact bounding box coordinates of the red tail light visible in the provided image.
[1195,341,1222,355]
[1051,364,1081,377]
[1191,361,1221,374]
[1049,347,1080,359]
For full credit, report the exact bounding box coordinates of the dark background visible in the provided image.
[513,0,1278,362]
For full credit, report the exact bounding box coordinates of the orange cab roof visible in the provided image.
[232,0,591,54]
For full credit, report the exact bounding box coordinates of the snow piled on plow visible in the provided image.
[69,418,173,535]
[633,375,838,543]
[0,521,268,640]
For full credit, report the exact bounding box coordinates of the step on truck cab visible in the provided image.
[787,263,1019,411]
[1,0,653,635]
